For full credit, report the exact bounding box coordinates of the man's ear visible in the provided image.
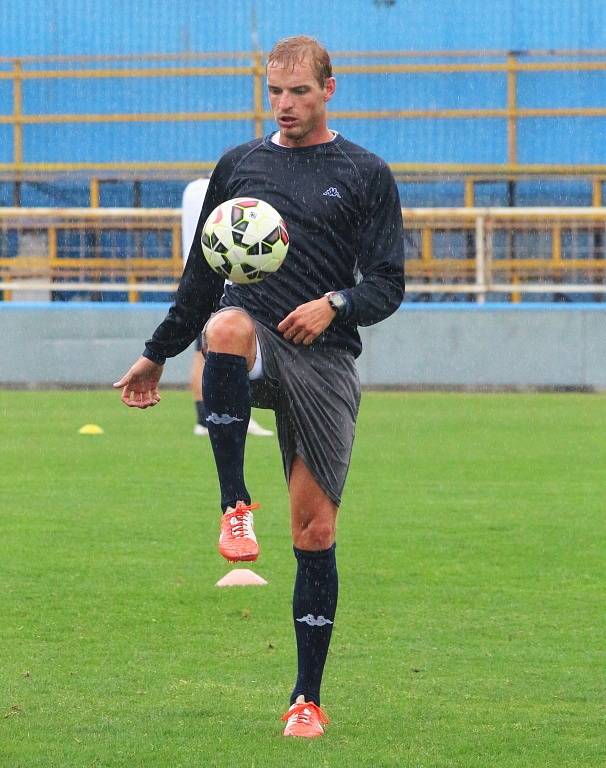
[324,76,336,102]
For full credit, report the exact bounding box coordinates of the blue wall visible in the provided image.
[1,0,605,170]
[3,1,604,58]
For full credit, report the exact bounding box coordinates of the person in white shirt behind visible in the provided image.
[181,178,273,437]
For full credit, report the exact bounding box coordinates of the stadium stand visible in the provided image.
[1,0,606,303]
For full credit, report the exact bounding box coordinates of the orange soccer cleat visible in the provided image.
[218,501,260,562]
[281,701,329,738]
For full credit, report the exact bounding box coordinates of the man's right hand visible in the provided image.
[113,356,163,408]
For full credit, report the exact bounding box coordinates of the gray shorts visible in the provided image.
[202,308,361,506]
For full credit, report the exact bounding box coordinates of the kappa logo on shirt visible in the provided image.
[322,186,342,198]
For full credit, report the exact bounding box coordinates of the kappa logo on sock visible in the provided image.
[296,614,334,627]
[206,412,244,425]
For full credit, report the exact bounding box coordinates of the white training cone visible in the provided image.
[216,569,268,587]
[78,424,104,435]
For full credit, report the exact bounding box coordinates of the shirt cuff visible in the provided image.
[142,347,166,366]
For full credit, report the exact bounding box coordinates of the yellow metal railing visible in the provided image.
[403,207,606,301]
[2,49,606,185]
[0,208,182,301]
[2,206,606,302]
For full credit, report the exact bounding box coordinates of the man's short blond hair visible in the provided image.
[266,35,333,87]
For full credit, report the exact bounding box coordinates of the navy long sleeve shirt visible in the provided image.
[143,133,404,362]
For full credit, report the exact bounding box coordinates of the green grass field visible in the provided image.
[1,390,605,767]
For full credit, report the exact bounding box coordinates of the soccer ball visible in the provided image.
[200,197,289,284]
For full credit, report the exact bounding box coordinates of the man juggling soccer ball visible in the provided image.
[114,35,404,738]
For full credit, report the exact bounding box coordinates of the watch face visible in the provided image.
[331,293,346,310]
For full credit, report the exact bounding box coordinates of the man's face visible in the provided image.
[267,58,335,147]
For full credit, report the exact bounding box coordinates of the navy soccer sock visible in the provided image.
[195,400,205,426]
[290,544,338,706]
[202,351,251,511]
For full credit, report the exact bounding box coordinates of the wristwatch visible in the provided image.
[324,291,347,317]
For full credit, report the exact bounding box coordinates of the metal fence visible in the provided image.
[0,208,181,302]
[1,50,606,191]
[404,207,606,302]
[2,206,606,303]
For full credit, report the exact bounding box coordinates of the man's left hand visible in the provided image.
[277,296,336,345]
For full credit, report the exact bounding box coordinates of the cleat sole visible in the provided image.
[222,554,259,563]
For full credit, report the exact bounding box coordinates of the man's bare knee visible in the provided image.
[294,517,335,551]
[289,457,338,550]
[205,311,256,364]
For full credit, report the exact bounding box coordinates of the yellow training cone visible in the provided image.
[78,424,104,435]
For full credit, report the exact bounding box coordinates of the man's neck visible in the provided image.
[272,130,337,147]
